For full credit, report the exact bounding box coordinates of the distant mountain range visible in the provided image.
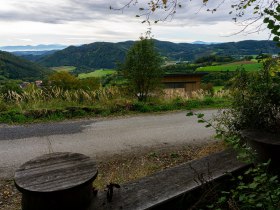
[37,40,280,69]
[191,41,221,45]
[0,44,67,52]
[12,50,58,62]
[0,41,218,52]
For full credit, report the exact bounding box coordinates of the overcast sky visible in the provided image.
[0,0,271,46]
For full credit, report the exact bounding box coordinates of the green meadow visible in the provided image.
[78,69,116,78]
[197,61,262,72]
[51,66,76,72]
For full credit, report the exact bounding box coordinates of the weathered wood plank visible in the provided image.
[14,152,98,210]
[15,152,98,192]
[90,150,250,210]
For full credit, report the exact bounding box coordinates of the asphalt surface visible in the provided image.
[0,110,218,178]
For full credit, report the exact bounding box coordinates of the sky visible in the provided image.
[0,0,272,46]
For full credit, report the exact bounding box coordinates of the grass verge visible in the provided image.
[0,97,230,124]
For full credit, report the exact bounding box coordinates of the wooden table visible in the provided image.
[14,152,98,210]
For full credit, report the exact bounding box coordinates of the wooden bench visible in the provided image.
[90,150,250,210]
[14,152,98,210]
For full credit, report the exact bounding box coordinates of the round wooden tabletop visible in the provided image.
[14,152,98,193]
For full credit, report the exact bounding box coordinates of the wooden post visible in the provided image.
[14,152,98,210]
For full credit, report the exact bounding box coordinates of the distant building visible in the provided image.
[175,61,189,64]
[162,73,207,96]
[20,82,30,89]
[35,80,43,87]
[19,80,43,89]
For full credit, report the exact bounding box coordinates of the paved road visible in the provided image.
[0,110,217,178]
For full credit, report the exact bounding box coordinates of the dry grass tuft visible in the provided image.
[0,179,21,210]
[94,141,226,189]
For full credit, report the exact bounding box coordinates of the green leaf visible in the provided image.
[205,124,211,128]
[269,176,278,182]
[215,134,222,139]
[248,182,258,189]
[197,113,204,118]
[256,203,263,207]
[186,112,194,116]
[273,36,280,42]
[263,17,270,23]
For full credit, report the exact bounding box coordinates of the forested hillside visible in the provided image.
[37,40,280,69]
[0,51,50,81]
[39,41,134,69]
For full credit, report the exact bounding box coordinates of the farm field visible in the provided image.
[51,66,76,72]
[78,69,116,78]
[196,61,262,72]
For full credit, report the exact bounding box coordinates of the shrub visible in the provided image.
[0,110,27,123]
[230,59,280,133]
[211,162,280,209]
[131,101,153,112]
[202,97,215,106]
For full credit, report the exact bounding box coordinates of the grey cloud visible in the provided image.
[0,0,246,25]
[0,0,113,23]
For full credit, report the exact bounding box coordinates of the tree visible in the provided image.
[47,71,101,91]
[0,81,23,94]
[48,71,79,90]
[122,38,163,101]
[79,77,100,91]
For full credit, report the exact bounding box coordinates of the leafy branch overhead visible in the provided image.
[264,4,280,45]
[112,0,279,35]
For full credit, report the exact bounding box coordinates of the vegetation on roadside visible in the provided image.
[0,85,230,124]
[210,161,280,210]
[188,58,280,209]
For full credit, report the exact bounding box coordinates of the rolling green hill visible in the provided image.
[0,51,50,81]
[39,41,133,69]
[37,40,280,71]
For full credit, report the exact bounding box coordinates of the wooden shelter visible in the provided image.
[162,73,207,96]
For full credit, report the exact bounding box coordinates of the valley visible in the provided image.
[0,39,278,124]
